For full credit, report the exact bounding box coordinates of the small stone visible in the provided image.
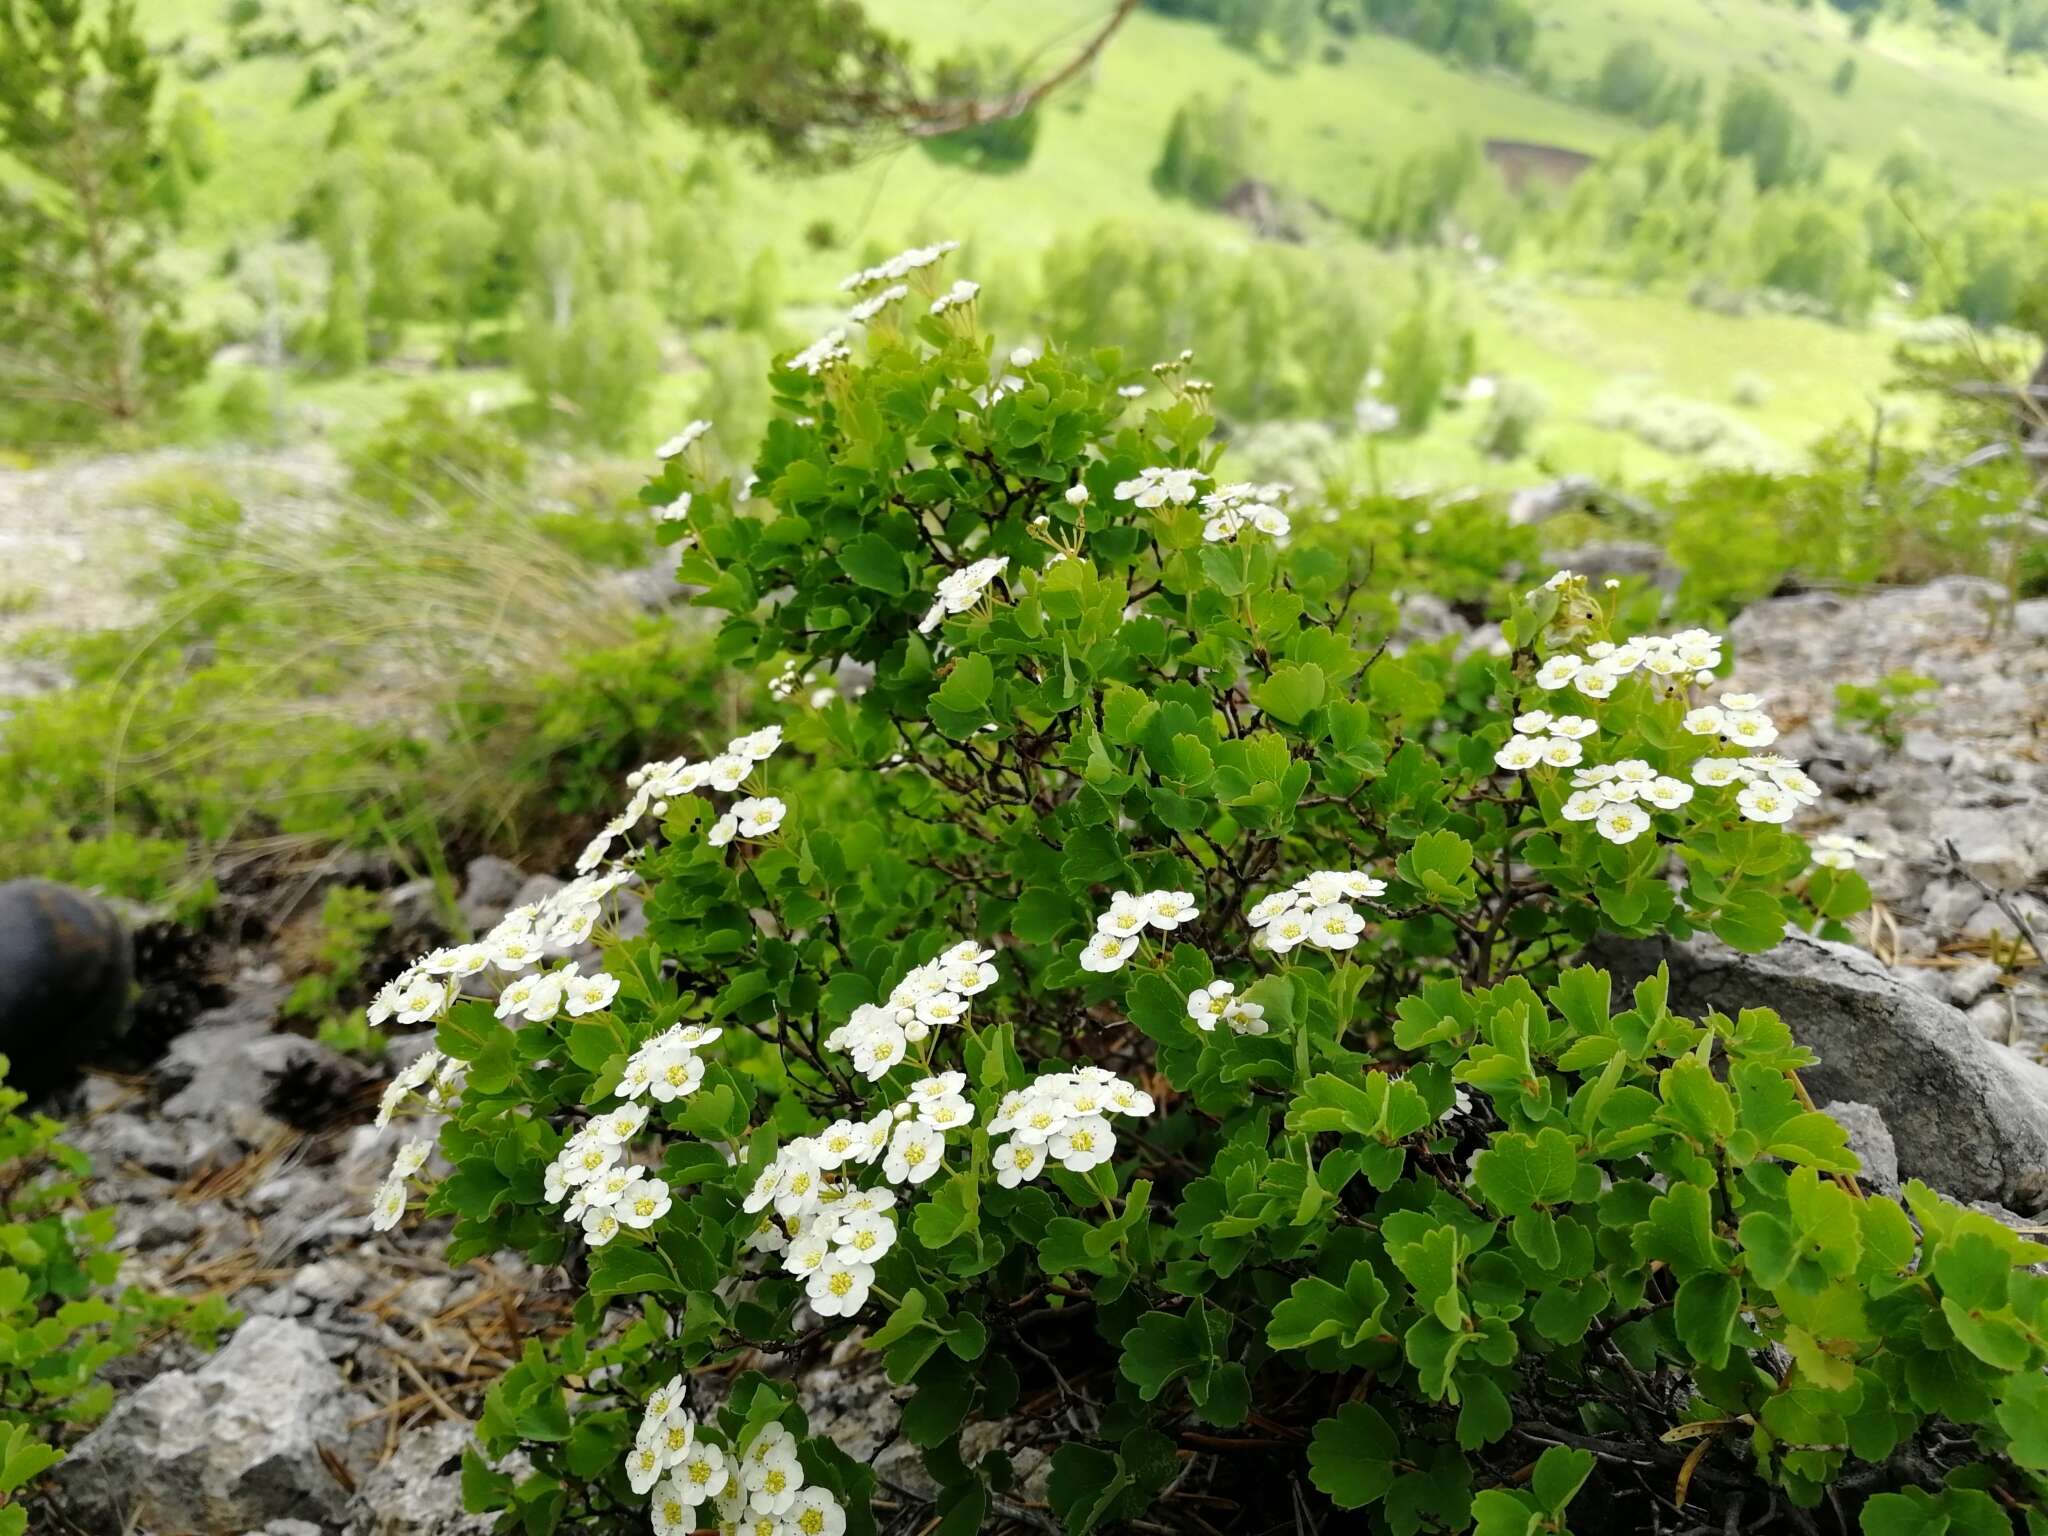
[456,856,530,934]
[347,1418,501,1535]
[53,1315,372,1532]
[1821,1101,1899,1191]
[1945,959,2006,1009]
[1936,806,2039,891]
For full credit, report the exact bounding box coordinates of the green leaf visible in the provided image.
[1399,829,1476,906]
[584,1244,680,1303]
[1250,662,1326,725]
[1119,1312,1195,1401]
[1674,1272,1741,1369]
[1530,1445,1595,1514]
[841,533,909,595]
[1308,1402,1399,1509]
[1471,1127,1577,1216]
[911,1171,980,1250]
[1659,1057,1735,1146]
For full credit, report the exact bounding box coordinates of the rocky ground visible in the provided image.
[0,447,347,700]
[24,571,2048,1535]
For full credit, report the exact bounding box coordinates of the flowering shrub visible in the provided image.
[366,251,2046,1535]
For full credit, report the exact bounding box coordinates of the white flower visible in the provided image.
[1079,931,1140,973]
[658,421,712,459]
[918,556,1009,634]
[993,1139,1046,1187]
[1772,767,1822,803]
[929,278,980,315]
[582,1205,622,1247]
[1187,979,1234,1030]
[1117,383,1146,399]
[1720,692,1762,711]
[1560,789,1606,822]
[1736,783,1797,824]
[627,1438,668,1496]
[1812,832,1882,869]
[789,329,851,375]
[1549,715,1598,740]
[1049,1114,1116,1173]
[1539,737,1584,769]
[649,1479,694,1536]
[370,1177,407,1232]
[1722,711,1779,748]
[731,796,787,838]
[1691,756,1748,788]
[708,813,739,848]
[1512,710,1552,733]
[1494,734,1542,771]
[783,1228,831,1277]
[1264,908,1312,954]
[671,1442,730,1506]
[706,752,752,792]
[564,970,621,1017]
[1639,777,1695,811]
[1145,890,1198,930]
[1064,484,1090,508]
[647,1047,707,1104]
[644,1408,697,1470]
[1246,891,1299,928]
[1595,803,1651,845]
[1112,466,1207,508]
[731,725,783,763]
[883,1120,944,1185]
[390,1137,433,1180]
[616,1175,672,1230]
[1097,891,1151,938]
[846,283,907,323]
[849,1021,907,1079]
[786,1486,848,1536]
[1221,994,1267,1035]
[832,1209,897,1263]
[1681,706,1725,736]
[642,1375,689,1431]
[1572,666,1618,700]
[1305,903,1365,951]
[806,1254,876,1319]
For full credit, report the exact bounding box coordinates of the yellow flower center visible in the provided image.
[829,1272,853,1297]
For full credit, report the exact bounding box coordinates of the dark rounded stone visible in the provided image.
[0,879,132,1097]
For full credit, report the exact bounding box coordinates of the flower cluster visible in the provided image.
[1246,869,1388,955]
[917,555,1009,635]
[1492,710,1599,771]
[709,795,787,848]
[837,240,959,293]
[1558,759,1695,845]
[1078,889,1199,973]
[1680,691,1781,751]
[632,1393,848,1536]
[1690,753,1821,825]
[1112,466,1206,508]
[540,1112,674,1249]
[369,1136,433,1231]
[824,943,999,1081]
[928,277,979,315]
[743,1075,976,1306]
[988,1068,1155,1186]
[788,329,851,376]
[1199,481,1292,543]
[1185,979,1267,1035]
[1534,627,1724,700]
[845,283,907,324]
[581,724,785,871]
[617,1020,724,1103]
[656,420,712,459]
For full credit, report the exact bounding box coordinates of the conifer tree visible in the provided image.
[0,0,205,441]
